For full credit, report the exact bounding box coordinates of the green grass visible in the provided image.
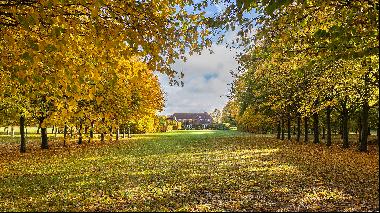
[0,130,378,211]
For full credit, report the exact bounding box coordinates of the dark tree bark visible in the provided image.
[287,115,291,140]
[89,121,94,143]
[116,128,119,141]
[377,64,380,145]
[78,120,83,145]
[63,125,67,146]
[342,101,349,148]
[123,128,126,138]
[277,120,281,139]
[322,127,325,139]
[20,115,26,153]
[281,118,285,140]
[296,114,301,142]
[313,112,319,144]
[39,117,48,149]
[358,114,362,145]
[359,101,369,152]
[304,116,309,142]
[326,107,332,147]
[359,70,371,151]
[101,133,105,142]
[101,118,105,142]
[41,127,48,149]
[378,103,380,145]
[51,126,55,134]
[109,127,113,141]
[39,117,49,149]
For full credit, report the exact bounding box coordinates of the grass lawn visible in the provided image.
[0,130,378,211]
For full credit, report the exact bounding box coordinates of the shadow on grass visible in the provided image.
[0,131,378,211]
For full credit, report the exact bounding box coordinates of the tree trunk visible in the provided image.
[287,115,291,140]
[359,101,369,152]
[322,127,325,139]
[313,112,319,144]
[40,118,48,149]
[359,69,371,151]
[41,128,48,149]
[100,132,104,142]
[20,115,26,153]
[281,118,285,140]
[78,120,83,144]
[101,117,106,142]
[63,125,67,146]
[116,128,119,141]
[123,128,126,138]
[304,116,309,142]
[54,127,58,138]
[51,126,55,134]
[296,114,301,142]
[377,103,380,145]
[37,126,40,134]
[109,127,113,141]
[358,114,362,144]
[276,120,281,139]
[89,121,94,143]
[326,107,332,147]
[11,126,14,137]
[128,127,131,138]
[342,102,349,148]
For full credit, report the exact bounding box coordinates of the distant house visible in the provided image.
[169,112,213,129]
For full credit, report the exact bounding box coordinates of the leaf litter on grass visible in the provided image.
[0,130,378,211]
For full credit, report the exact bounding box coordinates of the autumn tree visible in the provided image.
[1,0,211,151]
[216,0,379,151]
[221,100,239,126]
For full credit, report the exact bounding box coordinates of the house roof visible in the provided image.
[171,112,212,120]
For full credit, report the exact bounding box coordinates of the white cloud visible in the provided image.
[158,35,241,115]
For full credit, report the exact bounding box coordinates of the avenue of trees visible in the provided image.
[219,0,379,151]
[0,0,212,152]
[1,0,379,153]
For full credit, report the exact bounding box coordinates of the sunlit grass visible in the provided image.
[0,130,378,211]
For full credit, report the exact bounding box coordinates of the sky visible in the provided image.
[157,2,257,116]
[158,30,240,116]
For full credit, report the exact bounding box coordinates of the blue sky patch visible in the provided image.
[203,73,218,81]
